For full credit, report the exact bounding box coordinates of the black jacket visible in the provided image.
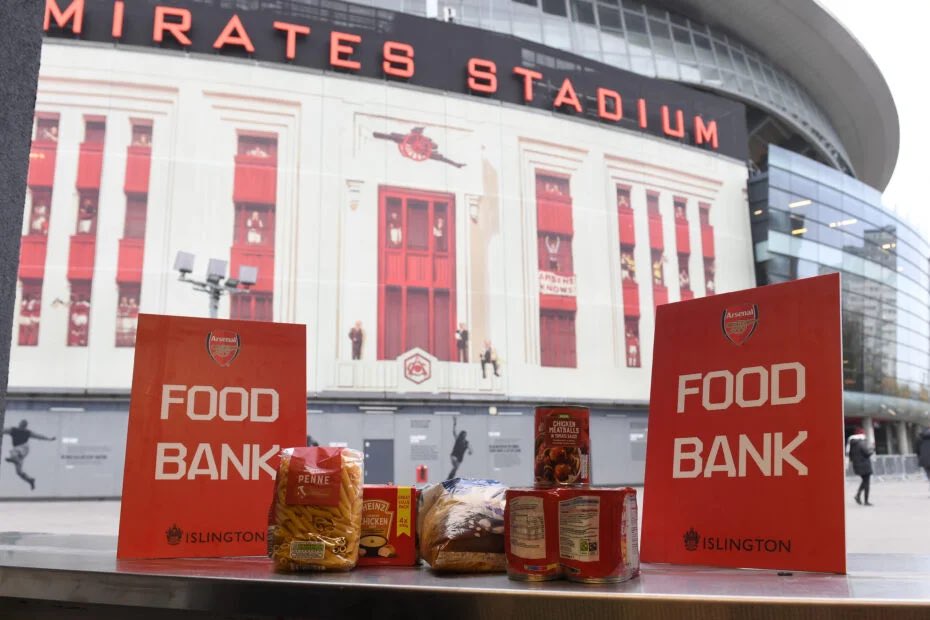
[849,439,873,476]
[917,430,930,469]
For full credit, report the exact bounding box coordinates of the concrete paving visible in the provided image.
[1,478,928,554]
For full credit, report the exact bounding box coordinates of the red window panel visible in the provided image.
[622,279,640,318]
[67,282,92,347]
[699,202,715,295]
[124,195,148,239]
[28,142,58,188]
[433,291,451,361]
[647,191,664,252]
[406,289,430,352]
[540,310,576,368]
[19,236,48,281]
[17,280,42,347]
[378,187,456,361]
[617,185,634,247]
[536,173,573,235]
[624,316,641,368]
[115,283,141,347]
[674,196,690,255]
[117,238,144,284]
[231,292,273,322]
[67,234,97,281]
[383,287,404,360]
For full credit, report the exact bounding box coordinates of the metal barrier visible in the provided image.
[846,454,923,481]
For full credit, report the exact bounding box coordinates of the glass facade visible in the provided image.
[346,0,852,174]
[750,146,930,452]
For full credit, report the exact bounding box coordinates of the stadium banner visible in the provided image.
[117,314,306,559]
[641,273,845,573]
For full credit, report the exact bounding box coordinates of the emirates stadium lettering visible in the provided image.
[43,0,725,152]
[673,362,808,479]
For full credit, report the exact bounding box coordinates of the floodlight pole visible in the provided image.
[177,273,248,319]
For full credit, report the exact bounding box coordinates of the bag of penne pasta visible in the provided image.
[268,447,363,571]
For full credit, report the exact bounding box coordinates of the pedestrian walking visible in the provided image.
[917,427,930,494]
[848,428,874,506]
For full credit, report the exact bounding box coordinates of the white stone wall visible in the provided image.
[9,43,755,403]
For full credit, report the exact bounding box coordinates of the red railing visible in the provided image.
[230,243,274,292]
[18,236,48,280]
[27,141,57,187]
[233,155,277,205]
[67,235,97,281]
[622,279,640,318]
[76,143,104,190]
[653,284,669,307]
[702,226,715,258]
[124,145,152,194]
[537,199,574,235]
[676,221,690,254]
[117,238,145,284]
[618,206,635,246]
[648,214,664,250]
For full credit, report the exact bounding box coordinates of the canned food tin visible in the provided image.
[557,487,639,583]
[504,488,561,581]
[534,406,590,486]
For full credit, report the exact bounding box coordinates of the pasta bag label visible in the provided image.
[286,447,344,506]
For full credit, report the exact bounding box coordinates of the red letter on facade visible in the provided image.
[213,14,255,53]
[383,41,415,78]
[273,21,310,60]
[597,88,622,121]
[553,78,582,113]
[694,116,719,149]
[330,31,362,71]
[467,58,498,93]
[662,106,685,138]
[513,67,542,102]
[638,98,648,128]
[45,0,84,34]
[112,0,125,39]
[153,6,192,46]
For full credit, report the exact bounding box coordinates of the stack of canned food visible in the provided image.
[504,406,640,583]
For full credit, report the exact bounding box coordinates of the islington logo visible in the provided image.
[683,527,792,554]
[683,527,700,551]
[206,330,241,367]
[166,523,183,545]
[721,304,758,346]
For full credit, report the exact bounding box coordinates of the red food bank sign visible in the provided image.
[118,315,306,559]
[641,274,845,573]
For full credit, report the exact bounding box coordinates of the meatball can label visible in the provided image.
[534,406,590,486]
[505,488,561,581]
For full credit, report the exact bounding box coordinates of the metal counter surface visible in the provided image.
[2,532,930,619]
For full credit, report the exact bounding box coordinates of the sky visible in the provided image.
[817,0,930,240]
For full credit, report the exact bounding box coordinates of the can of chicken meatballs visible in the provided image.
[534,406,590,486]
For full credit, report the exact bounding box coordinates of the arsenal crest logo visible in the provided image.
[206,330,241,367]
[721,304,758,346]
[403,353,432,385]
